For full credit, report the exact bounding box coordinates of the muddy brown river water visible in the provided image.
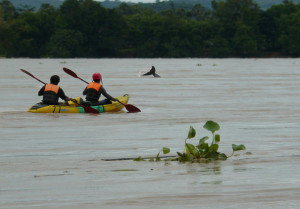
[0,58,300,208]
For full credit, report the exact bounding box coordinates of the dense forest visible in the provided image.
[8,0,300,11]
[101,0,300,11]
[0,0,300,58]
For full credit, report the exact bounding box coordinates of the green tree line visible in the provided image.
[0,0,300,58]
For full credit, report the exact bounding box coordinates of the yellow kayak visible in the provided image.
[28,94,129,113]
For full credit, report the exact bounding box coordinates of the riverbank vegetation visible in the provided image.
[0,0,300,58]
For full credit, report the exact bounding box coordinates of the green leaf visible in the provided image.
[197,142,209,152]
[187,126,196,139]
[199,136,209,144]
[186,143,198,157]
[185,153,195,161]
[177,152,184,157]
[203,121,220,133]
[185,143,194,153]
[209,144,219,152]
[156,151,160,158]
[163,147,170,154]
[133,156,145,161]
[215,134,220,143]
[178,154,193,162]
[205,151,219,159]
[218,153,228,160]
[232,144,246,151]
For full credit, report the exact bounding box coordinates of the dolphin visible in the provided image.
[142,66,161,77]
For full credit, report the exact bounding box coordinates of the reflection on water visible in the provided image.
[0,58,300,208]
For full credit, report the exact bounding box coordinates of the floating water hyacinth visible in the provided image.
[134,121,246,162]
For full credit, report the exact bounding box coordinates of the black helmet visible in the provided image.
[50,75,60,85]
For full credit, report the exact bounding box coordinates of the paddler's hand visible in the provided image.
[111,98,119,102]
[64,97,72,105]
[70,98,77,103]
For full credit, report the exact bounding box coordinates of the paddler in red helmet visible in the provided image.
[82,73,118,106]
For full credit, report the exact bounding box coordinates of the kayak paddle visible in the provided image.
[20,69,99,114]
[63,67,141,113]
[62,67,89,84]
[21,69,46,85]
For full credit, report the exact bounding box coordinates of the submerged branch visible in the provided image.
[102,155,177,161]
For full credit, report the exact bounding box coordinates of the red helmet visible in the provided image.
[92,73,102,81]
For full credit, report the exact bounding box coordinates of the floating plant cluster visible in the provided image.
[134,121,246,163]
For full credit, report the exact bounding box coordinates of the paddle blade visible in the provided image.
[124,104,141,113]
[63,67,78,78]
[82,106,99,114]
[20,69,33,77]
[118,101,140,113]
[70,99,99,114]
[20,69,46,84]
[63,67,89,84]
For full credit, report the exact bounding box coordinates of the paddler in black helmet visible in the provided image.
[82,73,118,106]
[38,75,70,105]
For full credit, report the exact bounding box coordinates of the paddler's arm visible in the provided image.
[58,88,70,101]
[100,86,118,102]
[38,85,45,96]
[83,87,88,95]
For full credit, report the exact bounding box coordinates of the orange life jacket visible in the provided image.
[43,84,60,105]
[87,82,101,92]
[45,84,59,94]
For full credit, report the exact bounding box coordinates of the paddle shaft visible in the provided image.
[78,77,88,84]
